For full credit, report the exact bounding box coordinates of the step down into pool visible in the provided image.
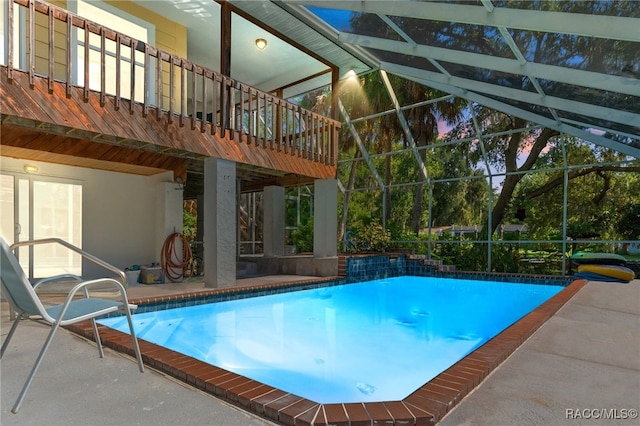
[408,255,457,272]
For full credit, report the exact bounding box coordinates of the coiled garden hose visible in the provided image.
[161,232,193,282]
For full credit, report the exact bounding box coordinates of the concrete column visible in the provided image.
[195,194,205,275]
[156,182,183,282]
[314,179,338,258]
[203,158,236,288]
[263,185,285,257]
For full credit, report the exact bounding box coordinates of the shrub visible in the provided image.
[359,224,392,252]
[291,218,314,253]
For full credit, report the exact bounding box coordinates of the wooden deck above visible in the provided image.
[0,0,339,197]
[1,67,337,196]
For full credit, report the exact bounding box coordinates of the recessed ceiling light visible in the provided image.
[255,38,267,50]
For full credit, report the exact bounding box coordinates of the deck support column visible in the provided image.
[263,185,285,257]
[314,179,337,258]
[203,158,236,288]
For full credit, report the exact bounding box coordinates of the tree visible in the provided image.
[345,14,468,235]
[336,1,639,261]
[507,138,640,242]
[617,203,640,240]
[397,0,639,237]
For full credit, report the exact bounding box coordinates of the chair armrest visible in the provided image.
[48,277,133,324]
[66,277,128,300]
[10,238,126,286]
[33,274,83,291]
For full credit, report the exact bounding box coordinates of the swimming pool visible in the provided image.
[71,265,583,425]
[98,276,562,404]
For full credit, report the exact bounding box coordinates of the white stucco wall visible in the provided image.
[0,157,180,279]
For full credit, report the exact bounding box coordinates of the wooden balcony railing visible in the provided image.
[4,0,338,166]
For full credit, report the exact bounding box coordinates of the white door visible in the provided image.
[0,174,83,279]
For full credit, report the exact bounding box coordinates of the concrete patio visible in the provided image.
[439,277,639,426]
[2,276,638,425]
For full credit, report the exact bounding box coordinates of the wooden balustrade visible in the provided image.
[5,0,338,166]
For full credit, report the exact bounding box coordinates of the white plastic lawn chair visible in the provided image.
[0,237,144,413]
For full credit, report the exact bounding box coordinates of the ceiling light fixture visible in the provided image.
[23,164,39,174]
[255,38,267,50]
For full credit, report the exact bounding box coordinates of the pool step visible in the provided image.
[439,264,457,272]
[408,254,457,272]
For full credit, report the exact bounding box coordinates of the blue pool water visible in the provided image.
[99,276,563,403]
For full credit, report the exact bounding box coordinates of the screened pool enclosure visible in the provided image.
[234,0,640,275]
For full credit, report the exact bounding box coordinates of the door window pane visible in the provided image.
[0,174,15,243]
[32,180,82,277]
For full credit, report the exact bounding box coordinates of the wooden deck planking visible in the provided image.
[2,68,335,180]
[1,76,58,127]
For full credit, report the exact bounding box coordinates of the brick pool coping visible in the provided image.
[68,277,588,426]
